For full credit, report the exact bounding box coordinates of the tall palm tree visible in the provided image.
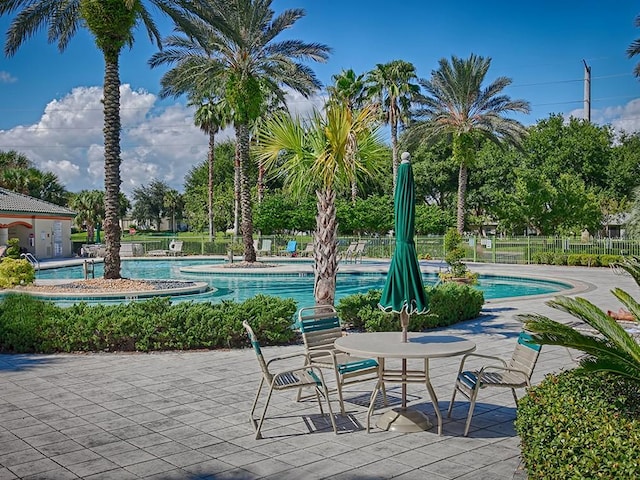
[328,69,369,202]
[1,0,184,279]
[410,54,530,233]
[627,14,640,77]
[69,190,105,244]
[256,102,386,305]
[366,60,420,191]
[150,0,330,263]
[193,97,231,241]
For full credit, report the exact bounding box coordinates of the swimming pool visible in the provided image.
[32,258,571,307]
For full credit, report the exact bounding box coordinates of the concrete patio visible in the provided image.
[1,263,637,479]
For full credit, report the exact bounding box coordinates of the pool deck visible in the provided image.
[1,259,638,479]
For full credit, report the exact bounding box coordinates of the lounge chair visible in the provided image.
[301,243,314,257]
[353,240,367,263]
[339,241,358,263]
[169,240,183,256]
[447,331,541,436]
[279,240,297,256]
[242,320,337,439]
[256,239,272,256]
[295,305,385,416]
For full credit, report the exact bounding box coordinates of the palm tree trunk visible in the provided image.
[102,55,122,279]
[208,130,215,242]
[233,145,240,236]
[390,110,399,192]
[456,163,468,234]
[236,123,256,262]
[314,188,338,305]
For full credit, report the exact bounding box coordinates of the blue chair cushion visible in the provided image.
[337,358,378,374]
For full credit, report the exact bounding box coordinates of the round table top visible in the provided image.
[334,332,476,359]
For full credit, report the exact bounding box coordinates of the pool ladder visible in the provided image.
[20,252,40,272]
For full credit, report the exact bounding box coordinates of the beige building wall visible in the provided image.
[1,214,74,259]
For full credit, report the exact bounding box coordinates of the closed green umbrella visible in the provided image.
[378,151,430,432]
[379,152,428,341]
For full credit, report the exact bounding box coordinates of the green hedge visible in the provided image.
[336,282,484,331]
[516,369,640,479]
[0,294,297,353]
[532,252,623,267]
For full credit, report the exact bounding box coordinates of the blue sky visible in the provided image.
[1,1,639,194]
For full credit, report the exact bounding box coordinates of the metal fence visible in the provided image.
[74,235,640,264]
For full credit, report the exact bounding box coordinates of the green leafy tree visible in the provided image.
[366,60,420,190]
[149,0,330,262]
[1,0,185,279]
[131,180,171,230]
[336,195,393,235]
[163,188,183,233]
[257,103,386,305]
[409,54,530,234]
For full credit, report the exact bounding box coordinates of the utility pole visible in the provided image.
[583,59,591,122]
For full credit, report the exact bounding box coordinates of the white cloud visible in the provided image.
[0,84,327,196]
[0,71,17,83]
[566,98,640,134]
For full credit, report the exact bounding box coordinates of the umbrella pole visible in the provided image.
[401,311,409,409]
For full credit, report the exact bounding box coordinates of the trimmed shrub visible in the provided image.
[0,258,35,288]
[599,254,623,267]
[0,294,297,353]
[566,254,582,266]
[425,282,484,326]
[516,369,640,479]
[336,282,484,331]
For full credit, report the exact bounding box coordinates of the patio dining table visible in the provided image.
[334,332,476,434]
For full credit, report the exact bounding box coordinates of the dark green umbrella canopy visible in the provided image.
[379,153,428,322]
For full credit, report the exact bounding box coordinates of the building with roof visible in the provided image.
[0,188,76,259]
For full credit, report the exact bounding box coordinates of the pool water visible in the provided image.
[34,259,571,307]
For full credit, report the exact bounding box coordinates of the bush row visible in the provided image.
[0,294,297,353]
[0,281,485,353]
[516,369,640,478]
[532,252,622,267]
[336,282,484,332]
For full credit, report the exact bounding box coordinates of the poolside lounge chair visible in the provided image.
[242,320,337,439]
[353,240,367,263]
[295,305,385,416]
[339,241,358,263]
[279,240,297,256]
[169,240,183,256]
[447,331,541,436]
[256,239,272,256]
[301,243,314,257]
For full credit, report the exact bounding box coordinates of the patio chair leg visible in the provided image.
[335,380,347,416]
[381,381,388,407]
[255,384,276,440]
[511,387,518,405]
[250,378,265,430]
[447,385,458,418]
[318,384,338,435]
[464,386,480,437]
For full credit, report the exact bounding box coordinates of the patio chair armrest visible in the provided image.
[265,351,310,367]
[306,348,339,364]
[457,353,507,372]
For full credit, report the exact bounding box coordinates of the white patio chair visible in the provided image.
[243,320,337,439]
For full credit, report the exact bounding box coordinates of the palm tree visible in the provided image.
[410,54,530,233]
[163,188,182,233]
[627,14,640,77]
[193,98,231,241]
[366,60,420,191]
[150,0,330,263]
[69,190,105,244]
[1,0,184,279]
[518,257,640,382]
[256,102,386,305]
[328,69,369,202]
